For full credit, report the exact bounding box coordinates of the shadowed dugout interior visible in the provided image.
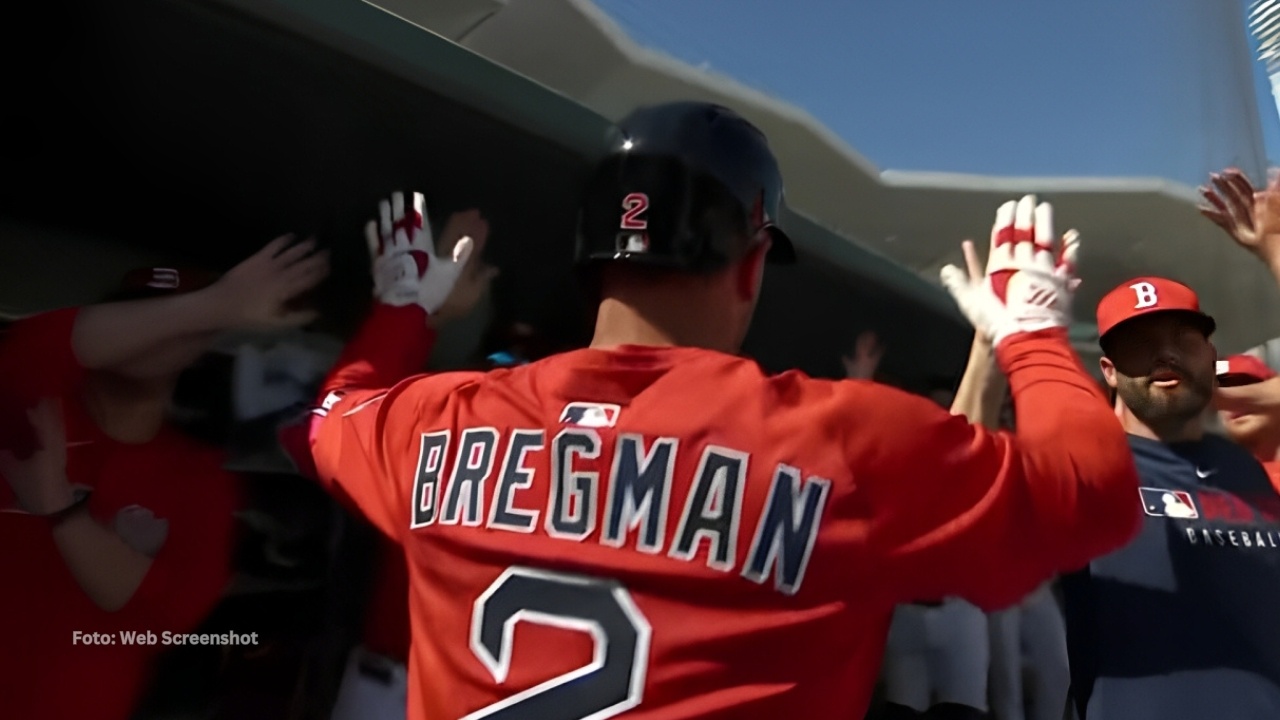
[0,0,972,385]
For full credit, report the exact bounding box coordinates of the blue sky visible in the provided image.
[593,0,1280,187]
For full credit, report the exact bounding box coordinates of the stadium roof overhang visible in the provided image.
[369,0,1280,357]
[3,0,986,384]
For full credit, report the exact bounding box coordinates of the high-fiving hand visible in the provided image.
[1198,167,1280,264]
[214,235,331,329]
[433,209,498,324]
[940,195,1080,347]
[365,191,479,315]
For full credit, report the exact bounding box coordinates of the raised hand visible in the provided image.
[841,330,885,380]
[213,235,331,329]
[364,191,478,315]
[941,195,1080,347]
[940,237,996,341]
[433,209,499,324]
[1198,167,1280,264]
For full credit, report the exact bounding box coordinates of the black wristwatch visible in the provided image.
[41,491,92,527]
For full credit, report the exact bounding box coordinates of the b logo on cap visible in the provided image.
[147,268,180,290]
[1131,282,1158,309]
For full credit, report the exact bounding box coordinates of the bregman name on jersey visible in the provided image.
[408,428,832,596]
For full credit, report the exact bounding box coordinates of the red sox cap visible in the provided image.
[107,267,219,302]
[1216,354,1276,386]
[1095,276,1216,343]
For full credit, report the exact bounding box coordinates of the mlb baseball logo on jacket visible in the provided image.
[1139,487,1199,519]
[560,402,621,428]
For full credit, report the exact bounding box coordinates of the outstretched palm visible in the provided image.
[1199,168,1280,261]
[215,235,331,329]
[842,330,885,380]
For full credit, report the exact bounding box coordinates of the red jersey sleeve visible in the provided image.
[309,367,486,541]
[850,328,1140,611]
[0,308,85,400]
[288,303,481,541]
[121,453,244,631]
[280,303,436,485]
[0,309,86,458]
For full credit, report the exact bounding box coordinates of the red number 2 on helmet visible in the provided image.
[620,193,649,230]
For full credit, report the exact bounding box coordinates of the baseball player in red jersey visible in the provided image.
[328,232,503,720]
[0,238,328,720]
[1198,167,1280,495]
[288,101,1141,719]
[1213,354,1280,493]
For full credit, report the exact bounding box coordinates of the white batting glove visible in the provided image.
[940,195,1080,347]
[364,191,474,314]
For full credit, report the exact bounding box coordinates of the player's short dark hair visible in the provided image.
[591,258,727,301]
[1098,334,1116,360]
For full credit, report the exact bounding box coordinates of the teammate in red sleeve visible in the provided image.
[291,101,1140,719]
[1214,354,1280,493]
[0,238,328,720]
[1199,168,1280,495]
[326,207,501,720]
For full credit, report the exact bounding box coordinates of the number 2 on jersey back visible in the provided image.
[464,567,652,720]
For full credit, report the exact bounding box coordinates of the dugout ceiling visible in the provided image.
[0,0,972,386]
[387,0,1280,359]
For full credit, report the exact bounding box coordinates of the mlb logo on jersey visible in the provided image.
[310,390,345,418]
[616,232,649,254]
[1139,487,1200,519]
[560,402,621,428]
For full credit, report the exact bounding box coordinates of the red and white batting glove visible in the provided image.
[940,195,1080,347]
[365,191,474,314]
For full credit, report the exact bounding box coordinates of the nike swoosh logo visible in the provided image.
[1196,467,1217,478]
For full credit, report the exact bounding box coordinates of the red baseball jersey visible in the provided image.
[298,304,1140,720]
[0,309,243,720]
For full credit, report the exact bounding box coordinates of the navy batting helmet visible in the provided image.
[575,101,796,273]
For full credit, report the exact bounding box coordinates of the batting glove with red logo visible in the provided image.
[940,195,1080,347]
[365,191,474,314]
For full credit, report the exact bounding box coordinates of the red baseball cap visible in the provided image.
[1216,354,1276,386]
[1095,276,1216,342]
[107,266,219,302]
